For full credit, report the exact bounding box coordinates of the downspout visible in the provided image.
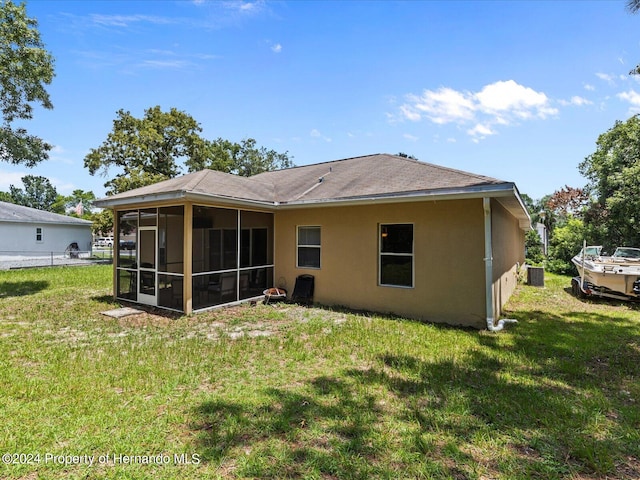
[483,197,517,332]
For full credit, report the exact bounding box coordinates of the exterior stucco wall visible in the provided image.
[274,199,488,328]
[0,222,92,254]
[490,199,526,319]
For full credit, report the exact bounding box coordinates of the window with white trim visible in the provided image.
[379,224,413,287]
[297,226,321,269]
[36,227,43,243]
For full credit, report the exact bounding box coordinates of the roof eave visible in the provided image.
[93,182,531,230]
[277,183,513,206]
[0,218,92,226]
[94,190,277,210]
[278,183,531,230]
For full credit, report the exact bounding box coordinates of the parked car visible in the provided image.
[119,240,136,250]
[94,237,114,247]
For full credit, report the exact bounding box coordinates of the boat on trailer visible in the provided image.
[571,245,640,301]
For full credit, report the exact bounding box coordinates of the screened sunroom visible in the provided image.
[114,204,273,313]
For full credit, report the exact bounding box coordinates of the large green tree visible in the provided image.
[84,106,212,195]
[579,114,640,249]
[185,137,293,177]
[86,106,294,196]
[9,174,61,212]
[57,189,96,218]
[0,0,55,166]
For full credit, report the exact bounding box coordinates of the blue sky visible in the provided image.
[3,0,640,202]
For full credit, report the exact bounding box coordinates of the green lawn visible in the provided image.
[1,265,639,479]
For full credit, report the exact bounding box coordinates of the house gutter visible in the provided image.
[278,183,519,208]
[483,197,518,332]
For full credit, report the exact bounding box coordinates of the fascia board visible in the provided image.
[93,183,530,229]
[275,184,519,209]
[94,191,277,210]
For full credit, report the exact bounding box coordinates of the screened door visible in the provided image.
[138,227,157,305]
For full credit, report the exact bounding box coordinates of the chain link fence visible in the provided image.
[0,248,113,270]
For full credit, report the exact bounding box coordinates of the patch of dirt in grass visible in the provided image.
[43,326,90,345]
[569,455,640,479]
[116,312,177,328]
[612,456,640,480]
[16,472,38,480]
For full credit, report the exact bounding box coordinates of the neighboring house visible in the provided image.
[0,201,93,254]
[94,154,530,330]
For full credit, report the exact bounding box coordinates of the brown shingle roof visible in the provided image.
[95,153,514,208]
[101,168,274,204]
[253,153,503,203]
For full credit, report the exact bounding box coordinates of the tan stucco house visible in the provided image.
[94,154,530,330]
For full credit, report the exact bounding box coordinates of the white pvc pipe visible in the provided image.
[483,197,518,332]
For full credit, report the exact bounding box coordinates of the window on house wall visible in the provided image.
[35,227,43,242]
[297,226,321,269]
[379,224,413,287]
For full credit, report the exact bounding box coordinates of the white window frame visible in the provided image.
[378,223,414,288]
[297,225,321,269]
[35,227,43,243]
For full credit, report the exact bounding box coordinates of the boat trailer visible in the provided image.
[571,276,640,302]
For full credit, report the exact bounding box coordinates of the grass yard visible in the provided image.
[1,265,639,479]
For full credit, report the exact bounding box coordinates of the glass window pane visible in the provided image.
[299,226,320,246]
[298,247,320,268]
[381,224,413,254]
[380,255,413,287]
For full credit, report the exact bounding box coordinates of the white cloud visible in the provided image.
[618,89,640,114]
[403,133,419,141]
[271,43,282,53]
[474,80,555,118]
[467,123,495,137]
[48,177,77,195]
[584,84,595,91]
[397,80,556,141]
[140,59,190,69]
[310,129,331,142]
[398,105,421,122]
[89,14,176,28]
[596,72,617,86]
[0,171,27,191]
[558,96,593,107]
[222,1,266,15]
[405,87,475,124]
